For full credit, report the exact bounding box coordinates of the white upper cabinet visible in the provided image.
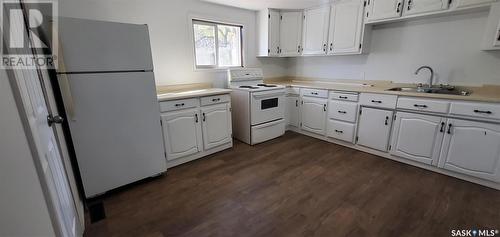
[366,0,404,22]
[257,9,280,56]
[390,112,446,165]
[328,0,365,55]
[439,119,500,182]
[452,0,495,9]
[482,2,500,50]
[357,107,393,151]
[403,0,449,16]
[285,95,300,127]
[301,97,328,135]
[161,109,202,161]
[280,11,304,57]
[302,6,330,55]
[200,103,232,150]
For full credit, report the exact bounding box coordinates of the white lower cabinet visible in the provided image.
[390,112,446,165]
[285,95,300,127]
[327,119,356,143]
[301,96,327,135]
[438,119,500,182]
[200,103,232,150]
[357,107,393,151]
[161,108,202,161]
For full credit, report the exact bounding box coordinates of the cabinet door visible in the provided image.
[328,0,365,55]
[403,0,449,16]
[366,0,403,21]
[285,95,300,127]
[454,0,495,9]
[438,119,500,182]
[201,103,232,150]
[302,6,330,55]
[390,112,446,165]
[301,97,327,135]
[495,20,500,47]
[269,9,281,56]
[280,11,303,56]
[161,109,202,161]
[357,107,393,151]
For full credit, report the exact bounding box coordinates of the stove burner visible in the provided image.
[257,84,278,87]
[239,85,259,89]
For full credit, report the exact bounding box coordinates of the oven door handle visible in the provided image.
[252,92,286,99]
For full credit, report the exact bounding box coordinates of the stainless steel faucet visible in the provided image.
[415,66,434,88]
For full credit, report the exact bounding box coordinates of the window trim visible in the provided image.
[189,15,245,71]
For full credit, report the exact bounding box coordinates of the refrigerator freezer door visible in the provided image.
[58,17,154,72]
[61,72,166,197]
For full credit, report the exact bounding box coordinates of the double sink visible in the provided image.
[386,85,471,96]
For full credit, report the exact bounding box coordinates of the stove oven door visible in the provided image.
[250,90,286,125]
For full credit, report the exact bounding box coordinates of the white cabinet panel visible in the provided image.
[201,103,232,150]
[162,109,202,161]
[357,107,393,151]
[390,112,445,165]
[269,10,281,56]
[302,6,330,55]
[403,0,449,16]
[328,100,358,123]
[327,120,356,143]
[301,96,328,135]
[439,119,500,182]
[257,9,281,56]
[286,95,300,127]
[366,0,403,21]
[280,11,304,56]
[328,0,365,54]
[453,0,495,9]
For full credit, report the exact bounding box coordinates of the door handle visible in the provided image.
[202,113,206,122]
[296,100,298,107]
[330,43,333,51]
[397,2,402,13]
[47,114,64,127]
[474,109,492,114]
[414,104,428,108]
[371,100,382,103]
[195,113,199,123]
[440,122,445,133]
[334,130,344,134]
[323,104,327,112]
[447,123,453,134]
[407,0,412,11]
[385,116,389,125]
[339,96,348,99]
[338,110,347,114]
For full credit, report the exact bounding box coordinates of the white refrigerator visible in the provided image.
[57,18,166,198]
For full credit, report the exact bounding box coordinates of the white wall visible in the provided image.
[0,70,56,237]
[289,11,500,86]
[59,0,288,87]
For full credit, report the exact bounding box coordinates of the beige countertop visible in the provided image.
[157,83,231,101]
[265,77,500,103]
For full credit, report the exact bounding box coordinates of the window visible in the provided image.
[192,20,243,69]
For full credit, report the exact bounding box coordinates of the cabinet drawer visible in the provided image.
[328,101,358,122]
[359,93,398,109]
[160,98,199,112]
[286,87,300,95]
[449,101,500,120]
[397,97,450,114]
[330,91,359,102]
[200,94,230,106]
[327,120,356,143]
[301,88,328,98]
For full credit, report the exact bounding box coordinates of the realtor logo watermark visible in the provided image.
[451,229,499,237]
[1,0,58,69]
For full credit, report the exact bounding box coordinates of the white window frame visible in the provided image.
[190,16,245,71]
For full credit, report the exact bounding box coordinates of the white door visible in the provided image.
[269,9,281,56]
[366,0,403,21]
[8,8,79,237]
[403,0,449,16]
[201,103,232,150]
[280,11,303,56]
[301,97,327,135]
[162,109,202,160]
[390,112,446,165]
[328,0,365,54]
[285,95,300,127]
[438,119,500,182]
[357,107,393,151]
[302,6,330,55]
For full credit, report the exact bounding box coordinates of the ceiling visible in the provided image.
[200,0,332,11]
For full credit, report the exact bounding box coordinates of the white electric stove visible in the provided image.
[228,68,286,145]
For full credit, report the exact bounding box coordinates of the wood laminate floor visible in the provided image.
[84,132,500,237]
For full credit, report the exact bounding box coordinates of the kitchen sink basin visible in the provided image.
[386,86,471,96]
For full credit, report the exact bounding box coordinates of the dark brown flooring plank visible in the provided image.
[84,132,500,237]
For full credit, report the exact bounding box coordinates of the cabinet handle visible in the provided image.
[414,104,428,108]
[323,43,327,52]
[212,98,221,102]
[338,110,347,114]
[330,43,333,51]
[474,109,492,114]
[447,123,453,134]
[385,116,389,125]
[277,46,280,54]
[195,113,199,123]
[296,100,299,107]
[497,29,500,41]
[298,45,301,53]
[175,103,185,107]
[323,104,327,112]
[339,96,348,99]
[202,113,206,122]
[396,2,402,13]
[407,0,412,11]
[335,130,344,134]
[371,100,382,103]
[440,122,445,133]
[311,92,318,95]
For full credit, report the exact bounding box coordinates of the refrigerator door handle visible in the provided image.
[58,74,76,121]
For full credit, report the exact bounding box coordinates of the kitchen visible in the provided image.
[1,0,500,236]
